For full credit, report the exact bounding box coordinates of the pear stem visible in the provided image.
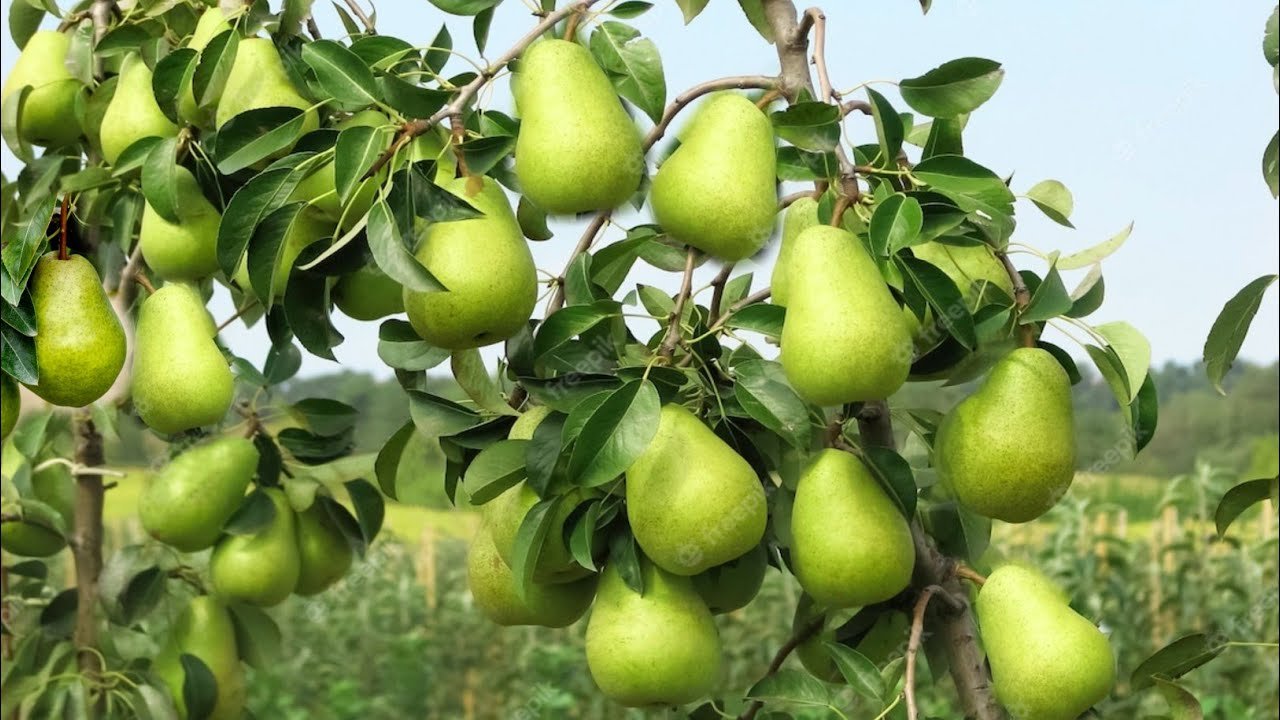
[708,264,736,318]
[58,194,71,260]
[955,564,988,586]
[563,7,584,40]
[215,300,257,334]
[658,248,698,359]
[997,250,1036,348]
[340,0,375,34]
[779,189,821,209]
[133,272,155,295]
[754,88,782,108]
[905,584,945,720]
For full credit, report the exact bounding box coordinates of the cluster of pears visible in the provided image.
[154,595,247,720]
[139,437,355,606]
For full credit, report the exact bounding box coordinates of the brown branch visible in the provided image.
[804,8,834,101]
[706,287,772,334]
[906,585,943,720]
[563,5,584,40]
[658,248,698,359]
[841,99,872,116]
[306,17,323,40]
[215,301,257,334]
[955,564,988,586]
[997,250,1035,348]
[739,617,825,720]
[133,272,155,295]
[545,211,610,314]
[71,411,105,712]
[764,0,812,100]
[829,194,852,227]
[341,0,374,33]
[643,75,779,149]
[708,264,736,318]
[779,189,820,209]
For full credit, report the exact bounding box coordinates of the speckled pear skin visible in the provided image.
[934,348,1076,523]
[912,241,1013,304]
[140,167,222,281]
[402,176,537,350]
[779,225,912,405]
[467,524,596,627]
[132,283,234,435]
[513,40,644,214]
[625,404,766,576]
[139,437,257,552]
[154,596,246,720]
[790,449,914,608]
[690,542,768,614]
[333,264,404,321]
[293,503,354,596]
[585,561,721,707]
[770,196,865,307]
[1,31,82,147]
[483,482,593,584]
[210,488,300,607]
[216,38,319,140]
[977,564,1115,720]
[650,93,777,261]
[177,6,234,124]
[26,253,126,408]
[100,53,179,164]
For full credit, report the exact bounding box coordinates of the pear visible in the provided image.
[293,503,354,596]
[467,524,596,627]
[132,283,234,435]
[177,6,234,124]
[154,596,246,720]
[508,404,552,440]
[650,93,776,261]
[0,462,74,558]
[1,31,81,147]
[26,253,126,407]
[690,542,768,614]
[586,560,721,707]
[912,241,1012,305]
[1,374,18,440]
[779,225,912,405]
[210,488,300,607]
[406,125,458,181]
[216,38,319,143]
[794,598,910,682]
[139,437,257,552]
[402,176,536,350]
[290,110,389,223]
[100,54,179,165]
[140,167,222,281]
[231,204,331,299]
[771,196,865,307]
[790,449,914,608]
[333,264,404,321]
[625,404,766,576]
[513,39,643,214]
[977,564,1115,720]
[483,482,592,584]
[933,347,1075,523]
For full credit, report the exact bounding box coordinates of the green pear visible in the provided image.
[26,253,126,407]
[1,31,81,147]
[933,347,1075,523]
[508,404,552,441]
[132,283,234,435]
[977,564,1115,720]
[912,241,1012,305]
[779,225,912,405]
[626,404,766,575]
[1,374,18,439]
[406,125,458,181]
[794,598,910,682]
[289,110,390,223]
[177,6,234,124]
[333,264,404,321]
[467,524,596,627]
[100,54,179,165]
[140,167,222,281]
[402,176,536,350]
[0,462,74,558]
[586,560,721,707]
[293,503,354,596]
[210,488,300,607]
[690,542,768,614]
[154,596,246,720]
[650,93,776,261]
[790,449,914,608]
[139,437,257,552]
[216,38,319,145]
[483,482,592,584]
[771,196,865,307]
[231,204,331,299]
[513,39,643,214]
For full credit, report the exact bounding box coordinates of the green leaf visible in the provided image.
[1130,633,1226,691]
[194,29,238,113]
[0,85,32,164]
[510,496,561,601]
[1265,6,1279,66]
[8,1,44,49]
[118,566,166,626]
[1057,222,1133,270]
[228,603,282,669]
[776,146,838,182]
[463,439,528,504]
[472,7,495,54]
[612,1,655,19]
[771,101,841,152]
[386,162,482,224]
[1021,265,1072,323]
[516,196,553,242]
[366,198,447,293]
[912,155,1015,210]
[301,40,381,106]
[675,0,709,22]
[1066,264,1105,319]
[377,319,450,371]
[141,136,182,223]
[246,202,308,308]
[451,348,518,416]
[351,36,418,70]
[921,114,966,159]
[456,135,516,175]
[736,0,774,43]
[1152,678,1204,720]
[2,297,36,337]
[1025,179,1074,227]
[407,390,482,437]
[1095,321,1150,403]
[922,500,991,564]
[733,360,810,449]
[152,48,198,123]
[374,422,414,499]
[726,303,785,340]
[345,478,385,546]
[223,489,278,536]
[1203,274,1277,394]
[869,193,923,256]
[1086,343,1132,414]
[861,446,917,518]
[589,22,666,124]
[335,125,390,205]
[377,76,451,119]
[899,58,1004,118]
[425,24,452,75]
[426,0,502,15]
[291,398,359,436]
[180,654,218,720]
[866,87,903,164]
[1215,476,1278,537]
[1,192,55,305]
[534,300,622,359]
[824,642,884,700]
[746,668,834,706]
[215,107,312,174]
[567,380,660,488]
[1264,130,1278,198]
[898,256,977,350]
[1130,373,1159,454]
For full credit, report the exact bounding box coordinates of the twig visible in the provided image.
[996,251,1035,348]
[642,75,778,149]
[906,585,944,720]
[738,617,825,720]
[216,301,257,333]
[341,0,374,34]
[841,99,872,116]
[829,194,852,227]
[955,564,988,586]
[804,8,834,101]
[658,248,698,359]
[563,5,584,39]
[58,194,71,260]
[32,458,125,478]
[708,264,735,318]
[545,211,610,314]
[306,17,323,39]
[779,189,820,209]
[133,272,155,295]
[705,287,772,335]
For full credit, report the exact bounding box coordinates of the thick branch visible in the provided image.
[763,0,812,99]
[739,617,825,720]
[708,264,736,318]
[658,248,697,359]
[71,412,105,710]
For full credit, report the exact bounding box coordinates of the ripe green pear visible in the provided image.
[790,449,914,608]
[294,503,354,596]
[140,167,222,281]
[333,264,404,321]
[977,564,1115,720]
[1,31,82,147]
[26,253,126,407]
[467,524,596,627]
[210,488,300,607]
[780,225,912,405]
[403,176,536,350]
[100,54,179,165]
[154,596,246,720]
[216,38,319,144]
[483,482,592,584]
[0,462,74,557]
[139,437,257,552]
[232,204,331,299]
[513,40,643,214]
[177,6,234,124]
[912,241,1012,305]
[650,93,777,261]
[770,196,865,307]
[1,374,18,439]
[132,284,234,434]
[691,542,768,614]
[934,347,1076,523]
[508,404,552,441]
[585,561,722,707]
[625,404,766,575]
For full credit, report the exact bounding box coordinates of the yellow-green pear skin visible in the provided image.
[467,525,596,627]
[508,405,552,441]
[1,375,18,439]
[154,596,246,720]
[1,31,81,147]
[402,176,537,350]
[289,110,388,222]
[26,254,126,407]
[177,7,234,124]
[139,437,257,552]
[216,38,319,141]
[690,543,768,614]
[625,404,766,576]
[483,482,592,584]
[293,504,354,596]
[771,196,864,307]
[913,241,1013,305]
[333,264,404,321]
[132,284,234,434]
[140,167,222,281]
[0,462,74,557]
[790,450,914,608]
[585,561,722,707]
[513,40,643,214]
[210,488,300,607]
[779,225,912,405]
[100,54,179,165]
[650,93,777,261]
[934,348,1076,523]
[977,564,1115,720]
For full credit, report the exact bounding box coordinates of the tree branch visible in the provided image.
[341,0,374,34]
[643,75,779,149]
[803,8,833,101]
[71,411,105,713]
[658,248,697,359]
[996,250,1035,348]
[708,264,736,319]
[545,211,610,314]
[738,617,825,720]
[906,585,943,720]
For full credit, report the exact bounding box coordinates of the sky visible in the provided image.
[3,0,1277,381]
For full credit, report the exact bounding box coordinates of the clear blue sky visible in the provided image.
[3,0,1277,380]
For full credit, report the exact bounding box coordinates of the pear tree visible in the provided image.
[1,0,1266,718]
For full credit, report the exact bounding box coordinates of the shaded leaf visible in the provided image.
[1203,274,1277,394]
